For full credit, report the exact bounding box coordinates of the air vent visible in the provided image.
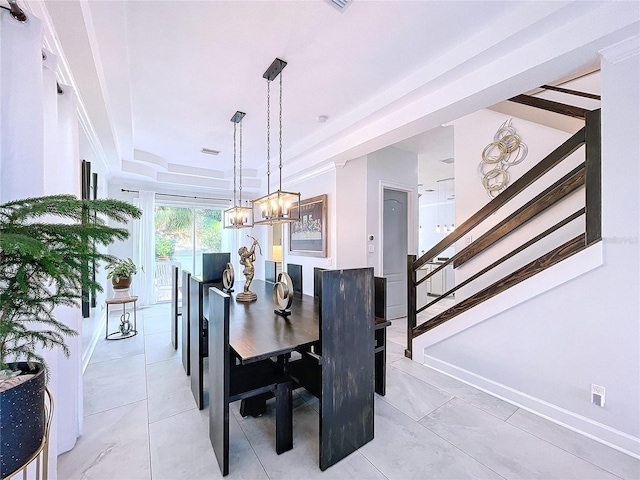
[201,148,220,156]
[327,0,352,11]
[440,157,454,164]
[424,189,435,192]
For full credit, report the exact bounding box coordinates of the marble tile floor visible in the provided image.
[58,304,639,480]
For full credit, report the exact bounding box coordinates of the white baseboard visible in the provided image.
[422,354,640,458]
[81,311,106,374]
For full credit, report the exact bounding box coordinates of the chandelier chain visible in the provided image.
[266,79,271,194]
[239,120,243,204]
[279,72,283,189]
[233,122,237,206]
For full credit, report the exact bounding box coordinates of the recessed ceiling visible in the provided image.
[35,0,618,198]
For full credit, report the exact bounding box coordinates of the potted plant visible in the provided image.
[106,257,137,290]
[0,194,140,478]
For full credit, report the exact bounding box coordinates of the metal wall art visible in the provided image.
[478,119,528,198]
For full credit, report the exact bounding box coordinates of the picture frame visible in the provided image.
[289,194,327,257]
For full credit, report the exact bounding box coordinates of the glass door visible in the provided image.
[154,205,223,302]
[194,208,223,277]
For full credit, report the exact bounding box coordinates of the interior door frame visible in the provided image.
[377,180,417,276]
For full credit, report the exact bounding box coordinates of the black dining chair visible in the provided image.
[181,270,191,375]
[289,267,375,471]
[286,263,303,294]
[208,287,293,476]
[170,265,181,350]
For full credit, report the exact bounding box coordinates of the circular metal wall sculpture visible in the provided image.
[222,262,234,293]
[273,272,294,317]
[478,119,528,198]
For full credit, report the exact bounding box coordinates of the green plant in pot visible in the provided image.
[0,194,141,477]
[106,257,137,290]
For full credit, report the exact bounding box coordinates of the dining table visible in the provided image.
[200,268,384,473]
[203,280,320,365]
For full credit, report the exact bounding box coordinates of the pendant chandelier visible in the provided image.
[223,111,253,229]
[252,58,301,225]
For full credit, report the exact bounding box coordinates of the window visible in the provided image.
[154,205,223,302]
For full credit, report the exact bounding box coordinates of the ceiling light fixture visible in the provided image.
[223,111,253,229]
[253,58,301,225]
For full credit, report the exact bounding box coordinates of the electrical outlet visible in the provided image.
[591,384,605,407]
[465,235,472,245]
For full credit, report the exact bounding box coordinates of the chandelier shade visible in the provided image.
[224,110,254,229]
[253,189,300,225]
[253,58,301,226]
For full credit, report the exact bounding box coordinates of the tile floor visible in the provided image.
[58,304,639,480]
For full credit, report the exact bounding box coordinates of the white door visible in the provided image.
[383,189,408,319]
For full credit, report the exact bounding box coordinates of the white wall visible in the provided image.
[336,156,368,269]
[424,49,640,455]
[73,126,112,430]
[366,146,419,275]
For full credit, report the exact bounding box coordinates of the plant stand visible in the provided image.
[105,296,138,340]
[1,386,53,480]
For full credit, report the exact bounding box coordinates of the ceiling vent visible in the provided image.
[440,157,454,164]
[327,0,352,12]
[201,148,220,156]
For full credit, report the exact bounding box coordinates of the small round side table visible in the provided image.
[105,295,138,340]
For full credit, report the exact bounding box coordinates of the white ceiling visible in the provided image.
[34,0,527,196]
[31,0,629,199]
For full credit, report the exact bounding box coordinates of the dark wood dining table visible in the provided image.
[203,280,320,364]
[200,270,388,473]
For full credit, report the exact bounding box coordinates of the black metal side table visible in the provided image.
[105,295,138,340]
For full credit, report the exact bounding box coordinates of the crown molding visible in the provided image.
[282,161,344,189]
[599,34,640,65]
[24,0,113,176]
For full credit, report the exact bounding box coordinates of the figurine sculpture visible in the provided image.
[236,235,261,302]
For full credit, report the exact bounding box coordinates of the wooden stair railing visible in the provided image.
[406,108,601,359]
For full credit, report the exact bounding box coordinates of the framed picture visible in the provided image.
[289,194,327,257]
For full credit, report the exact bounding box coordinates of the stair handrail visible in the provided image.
[406,109,601,359]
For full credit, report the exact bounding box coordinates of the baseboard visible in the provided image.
[82,311,106,374]
[422,354,640,458]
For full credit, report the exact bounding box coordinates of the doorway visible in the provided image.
[383,188,408,319]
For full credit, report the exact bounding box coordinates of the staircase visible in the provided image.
[406,93,602,359]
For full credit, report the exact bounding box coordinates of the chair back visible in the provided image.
[374,276,387,321]
[265,260,277,284]
[181,270,191,374]
[208,287,231,476]
[170,265,180,349]
[287,263,303,294]
[202,253,230,284]
[318,267,374,470]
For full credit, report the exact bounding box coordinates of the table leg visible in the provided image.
[275,381,293,454]
[239,393,270,417]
